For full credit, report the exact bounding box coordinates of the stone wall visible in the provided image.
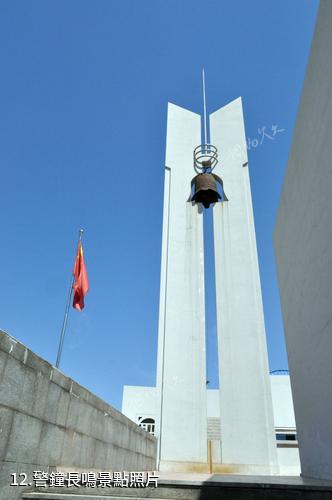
[0,330,156,499]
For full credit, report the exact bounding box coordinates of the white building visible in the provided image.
[122,375,300,475]
[274,0,332,481]
[123,95,300,474]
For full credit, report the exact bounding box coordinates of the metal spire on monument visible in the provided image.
[191,69,223,208]
[202,67,208,146]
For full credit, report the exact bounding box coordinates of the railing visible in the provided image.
[270,369,289,375]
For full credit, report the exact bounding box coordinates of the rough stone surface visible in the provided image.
[0,330,156,500]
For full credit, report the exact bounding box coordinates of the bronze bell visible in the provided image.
[191,173,221,208]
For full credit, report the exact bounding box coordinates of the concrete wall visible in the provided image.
[122,386,158,425]
[270,376,296,429]
[0,330,156,500]
[122,380,300,474]
[206,390,220,418]
[270,376,300,475]
[274,0,332,481]
[123,383,298,428]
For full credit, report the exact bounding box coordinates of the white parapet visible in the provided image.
[156,103,207,469]
[210,97,278,474]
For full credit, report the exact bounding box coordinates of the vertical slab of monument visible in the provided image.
[210,98,278,474]
[156,103,208,471]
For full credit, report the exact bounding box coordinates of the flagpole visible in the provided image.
[55,229,84,369]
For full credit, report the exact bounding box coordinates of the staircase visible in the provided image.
[21,474,332,500]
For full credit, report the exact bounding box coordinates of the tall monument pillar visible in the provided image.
[156,103,208,470]
[211,97,278,473]
[156,97,278,474]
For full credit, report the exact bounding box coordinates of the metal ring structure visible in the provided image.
[194,144,218,171]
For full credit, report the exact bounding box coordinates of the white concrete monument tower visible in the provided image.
[156,88,278,473]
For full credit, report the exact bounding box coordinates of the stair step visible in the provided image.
[21,477,332,500]
[23,495,165,500]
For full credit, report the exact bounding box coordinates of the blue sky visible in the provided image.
[0,0,319,409]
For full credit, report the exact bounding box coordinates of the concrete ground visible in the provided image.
[22,472,332,500]
[158,471,332,485]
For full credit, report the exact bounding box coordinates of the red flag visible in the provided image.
[72,241,89,311]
